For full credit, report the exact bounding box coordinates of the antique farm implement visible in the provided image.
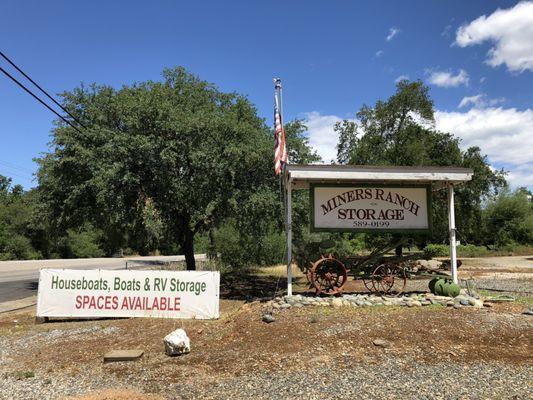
[307,238,455,296]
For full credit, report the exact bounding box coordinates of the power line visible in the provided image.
[0,160,34,174]
[0,65,83,134]
[0,168,33,182]
[0,50,86,129]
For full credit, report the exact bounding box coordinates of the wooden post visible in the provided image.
[447,182,458,284]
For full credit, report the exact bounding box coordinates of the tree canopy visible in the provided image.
[35,67,319,269]
[1,74,530,264]
[37,68,283,269]
[335,80,507,244]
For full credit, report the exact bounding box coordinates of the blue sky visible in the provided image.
[1,0,532,189]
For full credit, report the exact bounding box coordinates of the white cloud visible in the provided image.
[302,112,345,163]
[441,24,452,37]
[458,95,484,108]
[458,94,505,108]
[386,27,401,41]
[395,75,409,83]
[507,164,533,188]
[428,69,469,87]
[435,107,533,167]
[375,50,384,57]
[301,107,533,188]
[455,1,533,73]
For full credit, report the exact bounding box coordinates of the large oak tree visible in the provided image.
[37,67,279,269]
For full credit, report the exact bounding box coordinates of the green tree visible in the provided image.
[0,176,42,260]
[335,80,506,245]
[215,119,321,268]
[484,188,533,246]
[37,67,284,269]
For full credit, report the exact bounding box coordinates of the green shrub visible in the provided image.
[214,223,247,268]
[423,244,449,258]
[64,225,105,258]
[485,188,533,246]
[0,234,41,260]
[456,244,490,257]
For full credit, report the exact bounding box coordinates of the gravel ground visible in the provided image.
[1,372,138,400]
[185,359,533,400]
[473,276,533,298]
[2,357,531,400]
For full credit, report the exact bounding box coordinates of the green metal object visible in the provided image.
[428,277,439,293]
[434,278,447,296]
[443,281,460,297]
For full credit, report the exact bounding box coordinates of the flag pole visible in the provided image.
[274,77,292,296]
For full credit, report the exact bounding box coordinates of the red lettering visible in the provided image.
[75,295,82,309]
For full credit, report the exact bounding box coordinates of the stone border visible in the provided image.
[266,292,485,310]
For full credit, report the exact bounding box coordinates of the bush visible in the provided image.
[456,244,491,257]
[64,225,105,258]
[423,244,449,258]
[423,242,533,258]
[485,189,533,246]
[0,234,41,260]
[214,223,248,268]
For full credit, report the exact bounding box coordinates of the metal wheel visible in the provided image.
[371,263,406,296]
[310,255,347,296]
[362,276,374,293]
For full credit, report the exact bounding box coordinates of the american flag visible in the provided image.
[274,91,288,175]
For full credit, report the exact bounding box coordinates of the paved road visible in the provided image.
[0,254,205,303]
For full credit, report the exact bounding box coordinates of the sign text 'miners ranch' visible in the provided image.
[312,185,430,231]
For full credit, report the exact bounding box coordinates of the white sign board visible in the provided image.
[37,269,219,319]
[312,185,430,231]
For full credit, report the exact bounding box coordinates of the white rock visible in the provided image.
[331,298,343,308]
[164,329,190,356]
[427,259,442,270]
[469,298,484,308]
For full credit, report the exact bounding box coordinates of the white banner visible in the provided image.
[37,269,219,319]
[312,185,430,231]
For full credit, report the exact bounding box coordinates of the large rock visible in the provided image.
[427,259,442,270]
[372,338,391,347]
[331,298,343,308]
[262,314,275,323]
[468,298,484,308]
[164,329,191,356]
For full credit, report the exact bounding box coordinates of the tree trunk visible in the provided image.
[207,227,216,260]
[183,227,196,270]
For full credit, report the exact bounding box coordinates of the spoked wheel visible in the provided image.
[362,276,374,293]
[371,263,406,296]
[310,255,348,296]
